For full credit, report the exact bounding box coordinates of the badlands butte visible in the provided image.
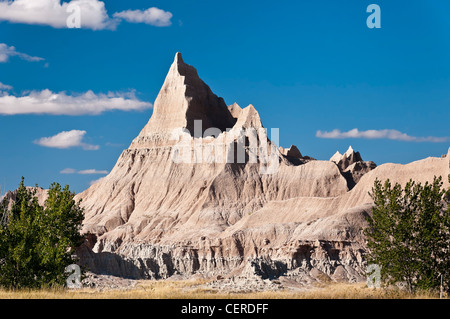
[69,53,449,288]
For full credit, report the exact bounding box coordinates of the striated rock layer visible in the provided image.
[75,53,450,284]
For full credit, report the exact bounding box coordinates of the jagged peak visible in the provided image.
[330,151,343,163]
[344,145,354,157]
[174,52,183,64]
[166,51,201,84]
[233,104,263,129]
[344,146,363,162]
[280,145,302,158]
[228,102,242,119]
[330,146,364,170]
[131,52,236,145]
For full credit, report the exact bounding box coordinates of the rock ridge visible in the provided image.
[74,53,450,286]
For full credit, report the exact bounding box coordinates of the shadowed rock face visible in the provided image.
[280,145,302,159]
[75,53,450,284]
[329,146,377,190]
[330,146,363,171]
[341,161,378,189]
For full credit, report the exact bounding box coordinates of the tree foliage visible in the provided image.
[364,175,450,292]
[0,177,84,289]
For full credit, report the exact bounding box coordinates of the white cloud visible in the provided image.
[0,87,152,115]
[78,169,108,175]
[0,43,44,63]
[0,0,115,30]
[316,128,449,143]
[61,168,108,174]
[34,130,99,150]
[113,7,172,27]
[0,0,172,30]
[60,168,77,174]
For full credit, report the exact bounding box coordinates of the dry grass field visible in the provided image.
[0,280,445,299]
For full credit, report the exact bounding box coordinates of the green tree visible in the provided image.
[364,175,450,293]
[0,177,84,289]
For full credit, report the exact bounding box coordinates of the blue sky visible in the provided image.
[0,0,449,194]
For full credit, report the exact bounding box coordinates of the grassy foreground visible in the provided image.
[0,280,445,299]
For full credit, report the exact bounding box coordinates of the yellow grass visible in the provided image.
[0,280,445,299]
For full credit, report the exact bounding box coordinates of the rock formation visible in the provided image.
[280,145,302,158]
[330,146,363,170]
[279,145,304,165]
[130,52,236,148]
[329,146,377,189]
[1,186,48,208]
[74,53,450,285]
